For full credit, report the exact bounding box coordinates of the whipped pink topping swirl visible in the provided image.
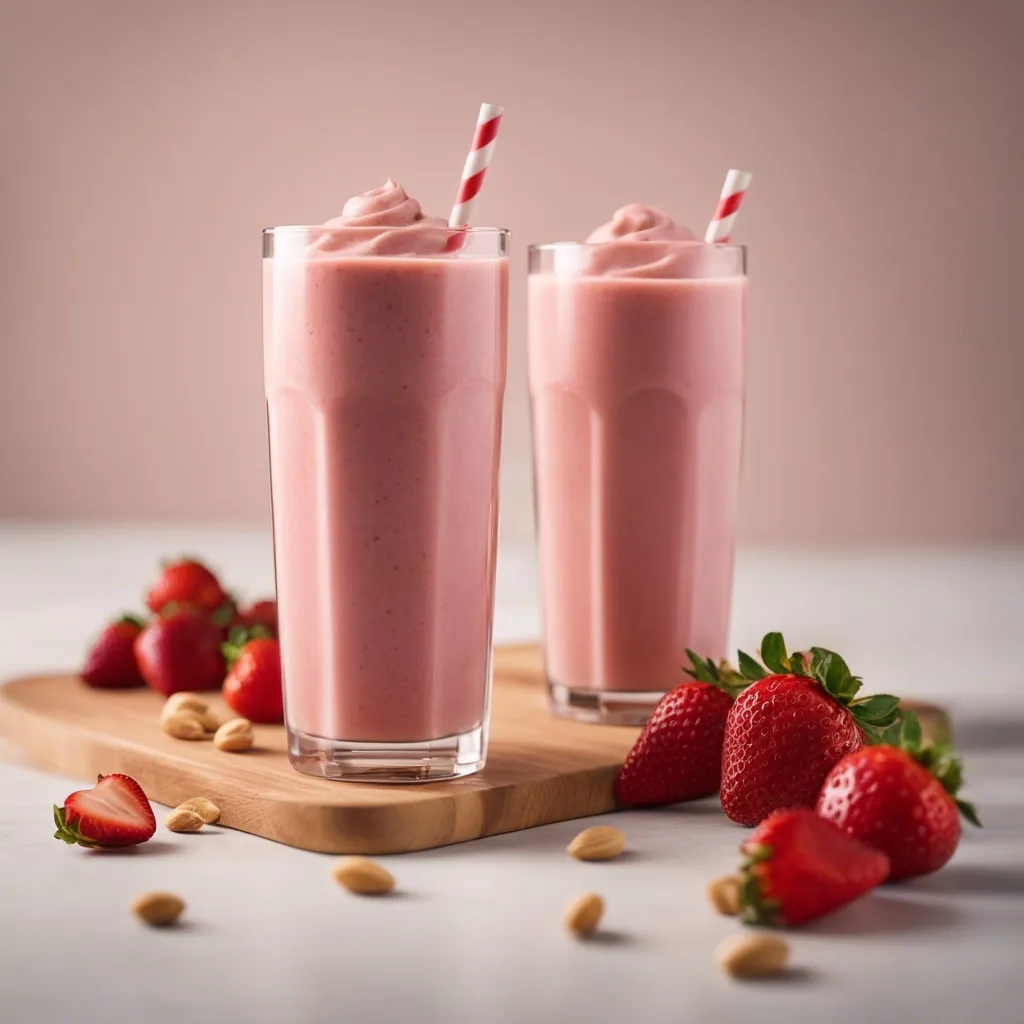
[582,203,729,279]
[586,204,695,245]
[311,179,450,256]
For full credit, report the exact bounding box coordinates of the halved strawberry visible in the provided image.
[53,773,157,848]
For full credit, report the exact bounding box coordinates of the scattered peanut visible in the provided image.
[715,933,789,978]
[197,709,225,733]
[161,711,207,741]
[567,825,627,862]
[162,693,209,719]
[175,797,221,824]
[331,856,395,895]
[164,807,205,833]
[707,876,741,916]
[214,718,254,752]
[130,891,185,927]
[563,892,604,936]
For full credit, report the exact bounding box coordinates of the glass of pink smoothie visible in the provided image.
[263,181,509,781]
[528,205,746,725]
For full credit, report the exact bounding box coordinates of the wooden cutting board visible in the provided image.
[0,646,640,855]
[0,645,951,856]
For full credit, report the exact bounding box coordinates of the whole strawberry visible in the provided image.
[222,626,283,724]
[146,557,228,616]
[614,652,748,806]
[736,807,890,926]
[817,711,980,881]
[53,773,157,848]
[237,599,277,636]
[134,609,226,695]
[720,633,901,827]
[81,615,147,689]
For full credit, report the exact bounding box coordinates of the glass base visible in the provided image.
[287,723,486,783]
[547,682,667,726]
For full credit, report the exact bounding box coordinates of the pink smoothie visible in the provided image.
[264,182,507,743]
[528,205,746,695]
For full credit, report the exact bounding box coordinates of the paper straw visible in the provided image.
[449,102,503,227]
[704,169,753,244]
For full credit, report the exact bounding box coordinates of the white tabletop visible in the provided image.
[1,525,1022,1024]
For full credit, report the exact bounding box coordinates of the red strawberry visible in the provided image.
[53,773,157,848]
[736,807,890,926]
[134,610,225,695]
[237,599,277,636]
[146,557,227,616]
[720,633,902,826]
[817,711,980,881]
[614,651,749,806]
[81,615,147,689]
[222,626,283,723]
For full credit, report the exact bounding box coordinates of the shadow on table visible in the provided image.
[85,839,183,858]
[908,864,1024,896]
[808,891,966,936]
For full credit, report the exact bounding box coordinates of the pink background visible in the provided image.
[1,0,1021,544]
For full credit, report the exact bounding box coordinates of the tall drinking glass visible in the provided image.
[263,227,509,781]
[528,240,746,724]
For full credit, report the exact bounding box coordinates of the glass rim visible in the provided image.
[263,224,510,236]
[527,239,745,255]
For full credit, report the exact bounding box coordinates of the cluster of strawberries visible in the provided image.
[80,558,284,725]
[615,633,979,926]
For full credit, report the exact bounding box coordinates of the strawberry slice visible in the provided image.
[53,773,157,849]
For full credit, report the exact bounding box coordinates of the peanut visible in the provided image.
[164,807,205,833]
[161,711,206,741]
[176,797,221,824]
[214,718,254,752]
[331,856,395,895]
[567,825,626,862]
[707,876,741,916]
[162,693,209,718]
[563,892,604,936]
[197,709,225,733]
[716,933,789,978]
[131,891,185,927]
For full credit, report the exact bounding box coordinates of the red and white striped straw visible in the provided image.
[448,102,503,228]
[704,169,753,244]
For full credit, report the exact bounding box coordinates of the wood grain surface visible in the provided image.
[0,646,639,855]
[0,645,951,855]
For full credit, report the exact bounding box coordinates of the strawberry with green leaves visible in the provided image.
[720,633,902,827]
[817,711,979,881]
[145,557,228,617]
[134,609,226,695]
[222,625,283,724]
[735,807,890,926]
[81,615,147,689]
[614,651,749,807]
